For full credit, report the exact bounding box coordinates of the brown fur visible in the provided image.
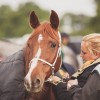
[24,10,61,100]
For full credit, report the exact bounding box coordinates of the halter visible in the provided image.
[29,45,61,77]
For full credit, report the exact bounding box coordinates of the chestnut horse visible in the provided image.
[24,10,62,100]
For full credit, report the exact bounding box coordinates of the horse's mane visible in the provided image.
[24,22,60,73]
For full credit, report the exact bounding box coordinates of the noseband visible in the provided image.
[29,45,61,78]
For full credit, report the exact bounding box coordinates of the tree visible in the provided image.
[60,13,91,35]
[89,0,100,33]
[0,2,49,38]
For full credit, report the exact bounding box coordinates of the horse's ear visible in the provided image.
[30,11,40,29]
[50,10,59,29]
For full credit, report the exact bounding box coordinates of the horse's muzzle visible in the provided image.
[24,77,43,93]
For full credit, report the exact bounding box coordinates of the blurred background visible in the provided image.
[0,0,100,68]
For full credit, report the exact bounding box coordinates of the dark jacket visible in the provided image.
[55,62,75,78]
[0,50,27,100]
[61,62,75,76]
[0,50,75,100]
[53,60,100,100]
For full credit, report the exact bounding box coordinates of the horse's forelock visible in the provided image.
[28,22,60,44]
[43,22,60,44]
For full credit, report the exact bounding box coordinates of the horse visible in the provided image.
[24,10,62,100]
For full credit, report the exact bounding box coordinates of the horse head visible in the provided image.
[24,10,62,93]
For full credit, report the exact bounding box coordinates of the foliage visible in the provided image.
[0,0,100,38]
[60,0,100,35]
[89,0,100,33]
[60,13,91,35]
[0,2,49,38]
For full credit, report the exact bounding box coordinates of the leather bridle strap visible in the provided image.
[29,46,61,76]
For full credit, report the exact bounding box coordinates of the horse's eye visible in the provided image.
[51,43,56,48]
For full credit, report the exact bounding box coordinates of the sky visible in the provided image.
[0,0,96,18]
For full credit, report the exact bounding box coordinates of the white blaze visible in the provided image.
[38,34,43,43]
[25,46,42,89]
[25,34,44,88]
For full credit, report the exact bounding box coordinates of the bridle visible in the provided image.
[29,45,61,80]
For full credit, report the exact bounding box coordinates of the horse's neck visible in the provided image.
[28,83,56,100]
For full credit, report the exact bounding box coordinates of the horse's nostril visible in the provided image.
[24,79,30,90]
[36,79,41,85]
[32,78,41,88]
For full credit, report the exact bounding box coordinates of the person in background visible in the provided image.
[61,32,79,71]
[61,32,80,55]
[51,33,100,100]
